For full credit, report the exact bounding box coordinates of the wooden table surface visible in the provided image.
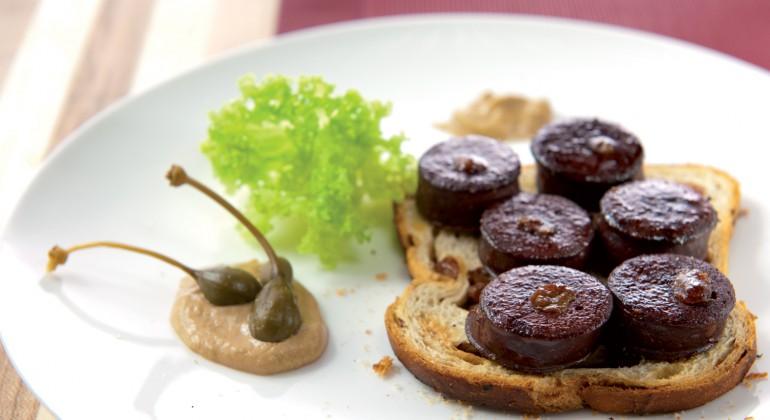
[0,1,279,418]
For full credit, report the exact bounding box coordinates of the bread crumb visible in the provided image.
[364,329,372,335]
[372,356,394,377]
[745,371,767,380]
[417,389,445,405]
[522,414,541,420]
[375,272,388,281]
[743,371,768,388]
[336,288,354,297]
[737,207,749,219]
[450,403,473,420]
[674,412,682,420]
[745,416,755,420]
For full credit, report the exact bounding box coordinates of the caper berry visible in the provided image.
[248,277,302,342]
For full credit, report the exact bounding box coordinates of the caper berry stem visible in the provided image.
[166,165,281,279]
[47,241,197,278]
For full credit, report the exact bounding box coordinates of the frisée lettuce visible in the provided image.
[202,75,416,267]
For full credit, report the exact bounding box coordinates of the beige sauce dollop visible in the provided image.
[170,260,327,375]
[437,91,553,140]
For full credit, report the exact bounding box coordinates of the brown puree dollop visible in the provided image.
[436,91,553,140]
[170,260,327,375]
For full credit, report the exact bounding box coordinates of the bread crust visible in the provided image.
[386,164,756,414]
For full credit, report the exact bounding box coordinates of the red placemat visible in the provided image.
[278,0,770,70]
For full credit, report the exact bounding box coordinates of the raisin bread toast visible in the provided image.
[385,164,756,414]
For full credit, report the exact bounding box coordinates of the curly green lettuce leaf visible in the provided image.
[202,75,416,268]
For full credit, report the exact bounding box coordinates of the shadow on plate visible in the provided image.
[132,324,338,418]
[39,273,177,347]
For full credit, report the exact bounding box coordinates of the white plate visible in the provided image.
[1,15,769,420]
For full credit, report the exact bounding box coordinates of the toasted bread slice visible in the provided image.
[386,164,756,414]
